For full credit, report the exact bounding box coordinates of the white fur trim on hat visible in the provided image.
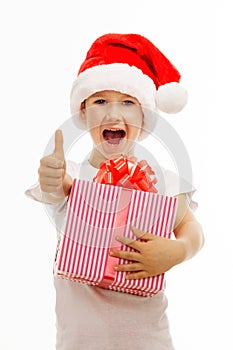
[70,63,157,129]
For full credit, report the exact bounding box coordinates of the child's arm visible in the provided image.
[109,193,204,280]
[38,130,73,204]
[172,193,204,261]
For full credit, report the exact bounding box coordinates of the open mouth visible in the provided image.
[103,128,126,145]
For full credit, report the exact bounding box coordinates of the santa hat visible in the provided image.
[70,33,187,136]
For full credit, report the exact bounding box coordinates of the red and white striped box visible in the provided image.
[54,179,177,297]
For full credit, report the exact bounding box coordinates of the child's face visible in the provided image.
[81,90,143,161]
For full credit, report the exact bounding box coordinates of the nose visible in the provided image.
[104,102,123,122]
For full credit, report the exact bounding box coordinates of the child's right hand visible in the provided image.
[38,130,73,200]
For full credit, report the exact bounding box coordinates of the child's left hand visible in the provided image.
[109,227,184,280]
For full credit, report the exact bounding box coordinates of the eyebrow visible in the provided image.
[90,95,105,99]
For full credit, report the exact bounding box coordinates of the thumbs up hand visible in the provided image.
[38,130,73,201]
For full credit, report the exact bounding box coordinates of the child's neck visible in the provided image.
[88,148,135,169]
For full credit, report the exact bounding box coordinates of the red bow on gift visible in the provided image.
[93,155,158,193]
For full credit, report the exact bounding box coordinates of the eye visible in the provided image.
[94,99,106,105]
[122,100,135,105]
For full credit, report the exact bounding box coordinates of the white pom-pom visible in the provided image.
[155,82,188,114]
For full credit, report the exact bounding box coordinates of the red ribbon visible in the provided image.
[93,155,158,193]
[92,155,158,288]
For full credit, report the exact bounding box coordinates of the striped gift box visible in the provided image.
[54,179,177,297]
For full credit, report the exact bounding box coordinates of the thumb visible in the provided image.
[53,129,65,161]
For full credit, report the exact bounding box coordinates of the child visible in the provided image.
[26,33,204,350]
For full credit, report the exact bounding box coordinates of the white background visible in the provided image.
[1,1,232,349]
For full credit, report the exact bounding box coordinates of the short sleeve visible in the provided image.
[25,160,81,237]
[158,169,198,211]
[24,160,80,204]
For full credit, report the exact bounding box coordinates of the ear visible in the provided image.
[80,109,86,122]
[80,101,86,122]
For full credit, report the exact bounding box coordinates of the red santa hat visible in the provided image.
[70,33,188,135]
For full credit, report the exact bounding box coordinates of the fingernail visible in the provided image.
[109,251,113,256]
